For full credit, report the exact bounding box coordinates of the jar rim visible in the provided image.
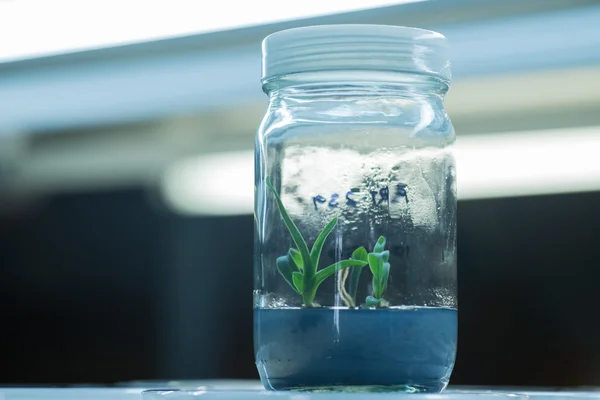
[262,24,451,83]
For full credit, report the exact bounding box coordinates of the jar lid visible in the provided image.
[262,24,450,83]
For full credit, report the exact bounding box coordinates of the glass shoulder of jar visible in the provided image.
[258,100,455,143]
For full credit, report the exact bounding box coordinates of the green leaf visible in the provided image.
[367,236,390,303]
[266,176,312,273]
[380,262,391,295]
[373,236,386,253]
[310,216,338,270]
[292,271,304,293]
[314,259,368,287]
[348,246,368,302]
[352,246,368,262]
[289,248,303,271]
[366,296,381,307]
[380,250,390,262]
[368,252,384,278]
[277,255,299,293]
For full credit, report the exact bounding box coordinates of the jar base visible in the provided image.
[262,382,448,393]
[255,306,456,394]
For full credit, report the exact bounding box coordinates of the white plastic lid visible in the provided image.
[261,24,451,83]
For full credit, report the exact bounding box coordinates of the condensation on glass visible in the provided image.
[254,25,457,393]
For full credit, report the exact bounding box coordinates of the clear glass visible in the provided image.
[254,71,457,393]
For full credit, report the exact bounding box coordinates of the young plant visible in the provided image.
[339,236,392,308]
[266,176,368,307]
[365,236,391,307]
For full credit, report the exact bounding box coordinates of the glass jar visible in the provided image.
[254,25,457,393]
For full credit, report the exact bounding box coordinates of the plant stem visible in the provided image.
[302,286,318,307]
[338,268,354,307]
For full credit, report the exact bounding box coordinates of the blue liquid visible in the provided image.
[254,307,457,392]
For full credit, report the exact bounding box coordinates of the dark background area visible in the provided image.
[1,188,599,386]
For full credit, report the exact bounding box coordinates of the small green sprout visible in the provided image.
[365,236,391,307]
[340,236,391,308]
[267,176,368,307]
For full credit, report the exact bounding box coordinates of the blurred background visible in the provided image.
[2,0,600,387]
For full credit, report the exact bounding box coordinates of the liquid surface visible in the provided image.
[254,306,457,392]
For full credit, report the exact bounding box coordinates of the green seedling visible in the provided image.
[267,176,368,307]
[365,236,391,307]
[340,236,392,308]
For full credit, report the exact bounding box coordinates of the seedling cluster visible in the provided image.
[267,177,391,307]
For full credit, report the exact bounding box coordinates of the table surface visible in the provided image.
[1,381,599,400]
